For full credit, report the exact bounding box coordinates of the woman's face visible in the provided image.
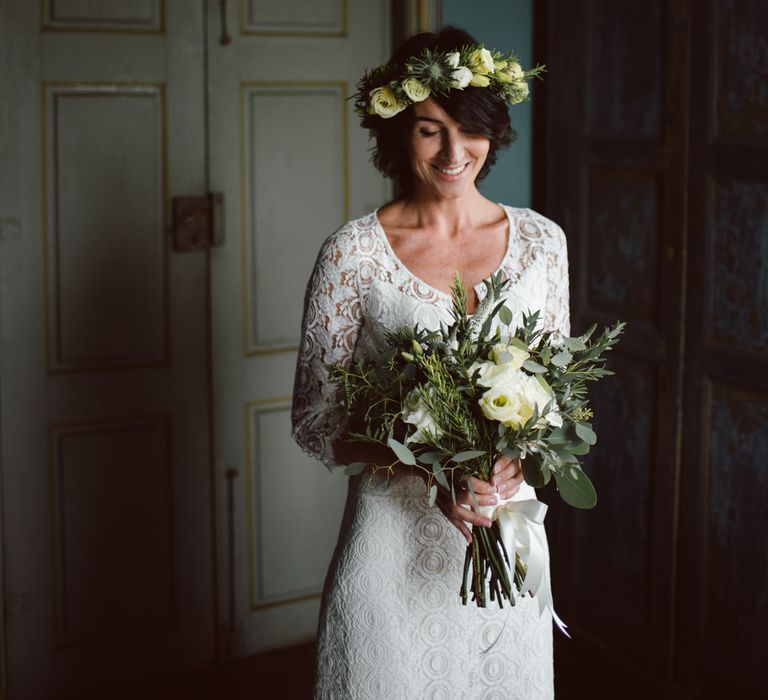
[407,97,491,199]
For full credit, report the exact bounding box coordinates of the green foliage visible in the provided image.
[327,272,623,607]
[328,271,624,504]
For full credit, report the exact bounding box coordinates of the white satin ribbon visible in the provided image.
[476,496,569,637]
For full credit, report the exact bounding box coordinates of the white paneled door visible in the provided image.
[0,0,390,696]
[207,0,391,655]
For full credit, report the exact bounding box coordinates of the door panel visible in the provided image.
[542,0,768,697]
[1,1,212,696]
[541,0,688,695]
[43,83,168,370]
[678,1,768,695]
[207,0,391,656]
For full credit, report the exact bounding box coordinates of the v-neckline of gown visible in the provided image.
[371,204,516,306]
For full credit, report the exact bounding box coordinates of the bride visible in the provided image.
[292,26,569,699]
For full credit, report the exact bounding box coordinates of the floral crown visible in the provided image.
[354,44,546,120]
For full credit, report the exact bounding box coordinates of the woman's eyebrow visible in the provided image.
[414,116,443,124]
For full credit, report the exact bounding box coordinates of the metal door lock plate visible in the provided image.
[172,192,224,251]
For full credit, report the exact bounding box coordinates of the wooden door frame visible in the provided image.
[1,1,13,694]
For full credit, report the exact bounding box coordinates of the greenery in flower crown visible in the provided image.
[354,43,546,120]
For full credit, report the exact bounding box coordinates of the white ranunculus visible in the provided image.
[368,86,407,118]
[402,389,443,444]
[401,78,430,102]
[477,367,561,430]
[445,52,461,68]
[450,66,473,89]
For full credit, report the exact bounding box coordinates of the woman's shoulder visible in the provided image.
[312,210,383,268]
[499,204,568,248]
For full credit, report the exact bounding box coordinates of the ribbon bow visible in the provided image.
[476,497,569,637]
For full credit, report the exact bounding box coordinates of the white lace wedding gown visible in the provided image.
[291,205,570,699]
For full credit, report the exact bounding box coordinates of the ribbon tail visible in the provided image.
[532,526,570,638]
[497,498,570,638]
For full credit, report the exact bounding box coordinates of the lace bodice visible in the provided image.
[291,205,571,470]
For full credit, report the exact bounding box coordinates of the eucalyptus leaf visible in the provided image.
[540,345,552,366]
[480,314,494,339]
[417,450,445,465]
[501,446,521,460]
[570,441,591,455]
[522,359,547,374]
[499,305,513,326]
[428,483,438,507]
[432,462,450,490]
[550,350,572,368]
[535,374,554,396]
[575,423,597,445]
[507,337,530,353]
[555,449,578,465]
[545,427,569,445]
[522,455,546,488]
[555,466,597,509]
[563,336,587,352]
[581,323,597,342]
[344,461,368,476]
[388,438,417,465]
[451,450,486,463]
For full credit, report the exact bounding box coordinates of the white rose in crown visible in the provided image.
[401,78,431,102]
[468,47,495,74]
[402,389,443,444]
[451,66,473,89]
[368,86,407,118]
[477,366,562,430]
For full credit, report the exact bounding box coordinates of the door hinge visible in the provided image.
[171,192,224,251]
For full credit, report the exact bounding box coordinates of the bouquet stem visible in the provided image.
[461,523,528,608]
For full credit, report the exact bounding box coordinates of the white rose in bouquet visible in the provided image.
[402,389,443,444]
[477,366,562,429]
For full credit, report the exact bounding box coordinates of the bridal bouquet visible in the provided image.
[328,272,623,620]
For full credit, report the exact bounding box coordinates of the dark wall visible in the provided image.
[537,1,768,697]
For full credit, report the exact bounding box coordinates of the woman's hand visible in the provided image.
[435,455,524,544]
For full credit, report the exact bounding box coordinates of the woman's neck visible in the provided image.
[397,187,496,236]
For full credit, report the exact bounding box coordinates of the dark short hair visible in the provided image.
[361,26,517,194]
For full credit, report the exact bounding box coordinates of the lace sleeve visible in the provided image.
[545,222,571,337]
[291,230,362,471]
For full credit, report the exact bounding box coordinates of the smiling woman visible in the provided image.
[291,24,568,700]
[363,28,516,196]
